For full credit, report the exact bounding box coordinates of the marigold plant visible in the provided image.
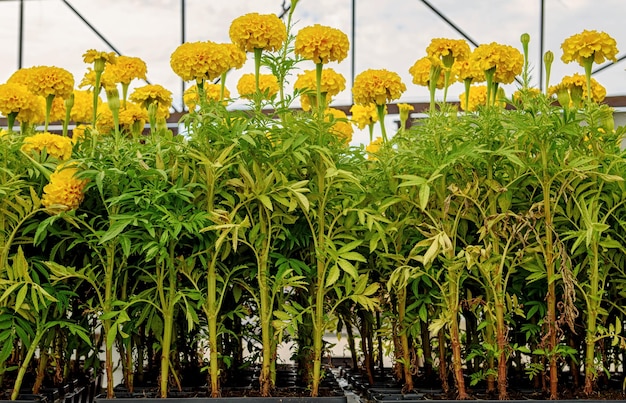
[353,69,406,106]
[21,132,73,160]
[294,68,346,111]
[349,103,378,130]
[237,73,279,99]
[26,65,75,100]
[325,107,353,144]
[41,164,88,212]
[408,57,446,89]
[561,29,618,67]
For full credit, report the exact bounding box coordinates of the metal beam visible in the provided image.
[61,0,123,56]
[419,0,479,48]
[18,0,24,69]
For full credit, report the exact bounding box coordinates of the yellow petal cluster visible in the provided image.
[71,124,91,144]
[365,137,383,159]
[42,164,88,212]
[79,68,117,92]
[294,24,350,64]
[452,59,484,83]
[170,41,234,82]
[237,73,279,100]
[471,43,523,84]
[349,104,378,130]
[353,69,406,106]
[426,38,470,67]
[220,43,247,70]
[549,73,606,104]
[408,57,446,89]
[16,96,45,125]
[325,108,353,145]
[21,132,73,160]
[229,13,287,53]
[107,55,147,85]
[294,68,346,111]
[82,49,117,65]
[459,85,488,112]
[561,29,618,66]
[0,82,39,116]
[184,84,230,110]
[130,84,173,110]
[7,67,33,86]
[26,66,75,99]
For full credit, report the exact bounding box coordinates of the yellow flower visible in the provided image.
[79,68,117,92]
[220,42,247,70]
[237,73,279,99]
[426,38,471,68]
[471,43,523,84]
[71,124,91,144]
[170,41,232,82]
[325,108,353,145]
[452,58,485,83]
[561,30,618,67]
[294,24,350,64]
[96,102,148,134]
[459,85,488,111]
[0,128,8,137]
[349,103,378,130]
[7,67,34,86]
[70,90,100,123]
[21,132,73,160]
[82,49,117,65]
[365,137,383,160]
[0,82,39,116]
[26,66,75,99]
[294,68,346,111]
[184,84,230,110]
[353,69,406,106]
[16,96,46,125]
[397,103,414,127]
[129,84,173,110]
[49,95,67,122]
[409,57,446,89]
[42,164,88,212]
[106,55,147,85]
[229,13,287,53]
[548,73,606,105]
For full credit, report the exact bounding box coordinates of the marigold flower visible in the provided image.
[16,96,46,125]
[7,67,33,86]
[49,95,67,122]
[184,84,230,110]
[365,137,383,160]
[229,13,287,53]
[471,43,523,84]
[459,85,506,111]
[426,38,471,68]
[325,108,353,145]
[79,68,117,92]
[295,24,350,64]
[237,73,279,99]
[349,103,378,130]
[106,55,147,85]
[82,49,117,65]
[294,68,346,111]
[548,73,606,105]
[26,65,75,99]
[71,124,91,143]
[0,128,8,137]
[170,41,232,82]
[409,57,446,89]
[220,43,247,70]
[129,84,173,110]
[452,58,484,83]
[42,164,88,212]
[398,103,414,127]
[21,132,73,160]
[0,82,39,116]
[561,30,618,67]
[353,69,406,106]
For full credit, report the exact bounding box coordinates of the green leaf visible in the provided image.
[325,265,340,288]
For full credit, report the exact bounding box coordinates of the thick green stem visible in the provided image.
[11,326,46,400]
[377,104,388,143]
[397,287,414,391]
[584,241,600,394]
[206,257,220,397]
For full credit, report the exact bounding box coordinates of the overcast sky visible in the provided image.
[2,0,626,144]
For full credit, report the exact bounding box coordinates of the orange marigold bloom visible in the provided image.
[237,73,279,99]
[184,84,230,110]
[42,164,88,212]
[170,41,232,82]
[229,13,287,53]
[561,29,618,66]
[353,69,406,106]
[107,55,147,85]
[294,24,350,64]
[471,43,523,84]
[26,66,75,99]
[349,103,378,130]
[426,38,471,68]
[409,57,446,89]
[21,132,73,160]
[325,108,353,145]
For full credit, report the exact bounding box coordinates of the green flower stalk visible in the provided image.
[63,93,75,137]
[544,51,554,94]
[106,88,121,137]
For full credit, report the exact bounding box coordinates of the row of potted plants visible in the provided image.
[1,1,626,400]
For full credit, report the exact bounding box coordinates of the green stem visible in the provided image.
[44,94,54,132]
[206,256,220,397]
[584,241,600,394]
[11,322,47,400]
[377,104,388,143]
